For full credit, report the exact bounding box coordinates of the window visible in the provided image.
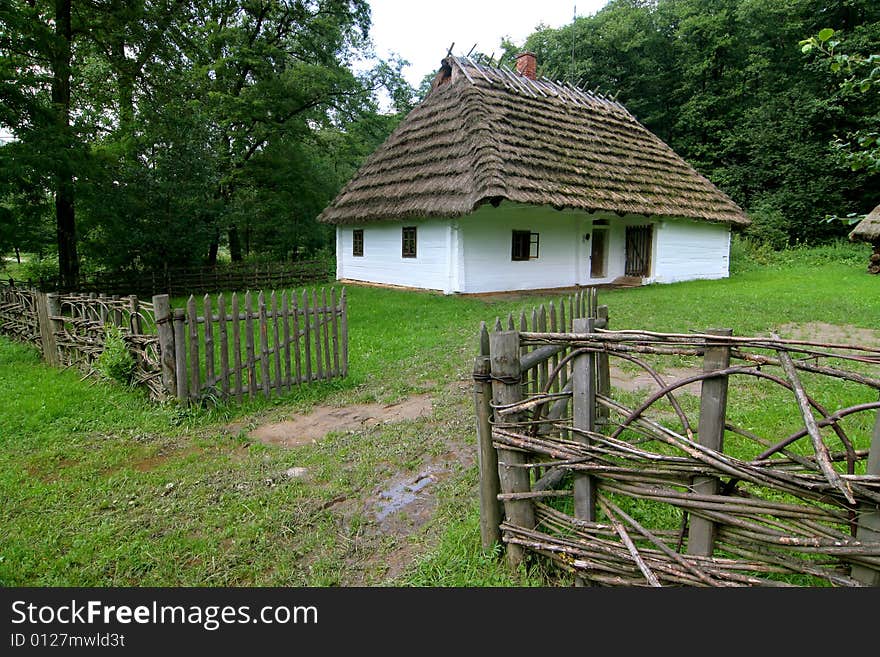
[402,226,417,258]
[511,230,539,261]
[352,229,364,257]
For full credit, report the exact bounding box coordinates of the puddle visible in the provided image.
[247,395,433,447]
[374,468,439,521]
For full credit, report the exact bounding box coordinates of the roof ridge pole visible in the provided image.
[498,65,528,96]
[488,64,513,90]
[465,55,493,84]
[565,81,594,107]
[500,64,537,98]
[556,81,580,106]
[538,76,563,100]
[453,56,476,85]
[524,74,548,97]
[562,81,587,107]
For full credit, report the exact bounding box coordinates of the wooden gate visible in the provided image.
[625,225,653,277]
[156,287,348,404]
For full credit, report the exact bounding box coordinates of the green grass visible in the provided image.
[1,240,878,586]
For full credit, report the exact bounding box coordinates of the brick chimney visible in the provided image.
[515,51,537,80]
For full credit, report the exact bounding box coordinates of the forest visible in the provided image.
[1,0,878,287]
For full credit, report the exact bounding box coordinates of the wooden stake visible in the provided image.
[152,294,176,398]
[232,293,243,400]
[217,295,229,398]
[852,405,880,585]
[172,308,188,402]
[187,295,200,400]
[489,330,536,568]
[572,317,597,523]
[688,328,732,557]
[474,354,502,550]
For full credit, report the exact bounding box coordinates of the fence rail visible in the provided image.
[474,300,880,586]
[0,280,348,404]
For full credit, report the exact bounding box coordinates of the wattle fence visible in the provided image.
[474,296,880,586]
[0,280,348,404]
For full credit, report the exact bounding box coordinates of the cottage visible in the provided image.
[849,203,880,275]
[318,53,750,294]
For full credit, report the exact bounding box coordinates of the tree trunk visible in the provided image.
[229,225,242,262]
[207,228,219,266]
[53,0,78,289]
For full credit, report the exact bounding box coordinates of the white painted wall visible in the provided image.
[334,207,732,293]
[337,219,451,291]
[650,219,731,283]
[458,204,583,293]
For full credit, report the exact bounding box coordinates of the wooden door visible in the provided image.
[590,228,607,278]
[625,225,653,277]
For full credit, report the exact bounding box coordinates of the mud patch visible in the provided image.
[373,467,440,523]
[611,365,702,396]
[248,394,433,447]
[773,322,880,347]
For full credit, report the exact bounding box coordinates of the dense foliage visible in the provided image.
[516,0,880,246]
[0,0,413,283]
[2,0,879,281]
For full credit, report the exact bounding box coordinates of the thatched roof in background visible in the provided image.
[849,203,880,242]
[319,56,749,227]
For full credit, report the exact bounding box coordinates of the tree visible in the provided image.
[517,0,880,246]
[0,0,81,285]
[802,28,880,176]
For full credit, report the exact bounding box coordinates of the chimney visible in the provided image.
[514,51,537,80]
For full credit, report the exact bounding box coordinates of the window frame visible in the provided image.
[352,229,364,257]
[511,230,539,261]
[402,226,417,258]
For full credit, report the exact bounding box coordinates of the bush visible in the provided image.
[95,325,136,386]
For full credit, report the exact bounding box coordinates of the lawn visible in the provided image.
[1,239,877,586]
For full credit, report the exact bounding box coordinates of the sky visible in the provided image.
[365,0,611,89]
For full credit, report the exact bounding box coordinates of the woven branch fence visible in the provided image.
[0,284,41,350]
[474,298,880,586]
[0,280,348,404]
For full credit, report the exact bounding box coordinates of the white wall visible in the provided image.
[334,208,732,294]
[336,219,451,292]
[458,205,583,293]
[651,219,731,283]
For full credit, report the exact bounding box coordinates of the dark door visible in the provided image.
[590,229,607,278]
[625,225,653,277]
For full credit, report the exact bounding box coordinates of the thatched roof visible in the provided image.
[319,56,749,226]
[849,204,880,242]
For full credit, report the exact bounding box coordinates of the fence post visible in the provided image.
[852,406,880,585]
[687,328,732,557]
[489,329,535,568]
[128,295,142,335]
[172,308,188,402]
[340,288,348,377]
[152,295,177,398]
[572,318,597,523]
[37,292,61,367]
[474,323,502,550]
[596,305,610,424]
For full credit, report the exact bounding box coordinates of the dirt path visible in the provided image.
[247,395,434,447]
